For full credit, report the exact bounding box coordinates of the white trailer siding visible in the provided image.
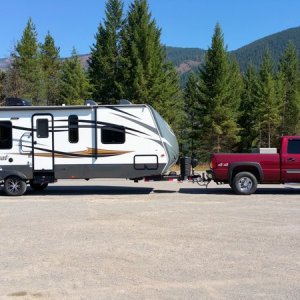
[0,104,177,185]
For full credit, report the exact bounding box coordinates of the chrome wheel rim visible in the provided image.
[238,177,253,192]
[7,178,21,194]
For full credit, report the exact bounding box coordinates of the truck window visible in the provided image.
[68,115,79,143]
[287,140,300,154]
[101,126,125,144]
[0,121,12,149]
[36,119,49,138]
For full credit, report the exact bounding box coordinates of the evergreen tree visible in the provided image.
[14,18,43,104]
[40,32,61,106]
[196,23,242,159]
[4,51,24,99]
[238,64,259,151]
[277,41,300,135]
[255,50,280,147]
[154,62,184,136]
[59,49,91,105]
[0,71,5,102]
[88,0,124,104]
[120,0,183,132]
[183,72,201,157]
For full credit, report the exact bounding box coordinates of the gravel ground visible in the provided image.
[0,179,300,299]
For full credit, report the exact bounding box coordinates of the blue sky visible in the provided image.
[0,0,299,58]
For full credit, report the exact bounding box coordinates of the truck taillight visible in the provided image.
[211,156,217,169]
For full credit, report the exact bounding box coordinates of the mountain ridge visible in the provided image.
[1,26,300,83]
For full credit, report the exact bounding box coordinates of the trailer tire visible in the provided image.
[30,182,48,191]
[232,172,257,195]
[4,176,27,196]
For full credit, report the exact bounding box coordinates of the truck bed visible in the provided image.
[211,153,281,183]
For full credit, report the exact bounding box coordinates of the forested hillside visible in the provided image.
[1,26,300,83]
[165,26,300,83]
[232,26,300,71]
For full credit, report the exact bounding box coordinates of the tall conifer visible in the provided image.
[4,51,24,98]
[277,41,300,135]
[183,72,201,157]
[196,23,241,158]
[238,64,259,151]
[40,32,61,106]
[88,0,124,104]
[59,49,91,105]
[0,71,5,101]
[120,0,183,132]
[14,18,43,104]
[255,50,280,147]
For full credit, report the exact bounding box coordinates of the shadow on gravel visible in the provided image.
[25,185,154,196]
[152,189,177,194]
[179,188,234,195]
[179,187,300,195]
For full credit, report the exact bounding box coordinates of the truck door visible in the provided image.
[32,114,54,171]
[282,138,300,182]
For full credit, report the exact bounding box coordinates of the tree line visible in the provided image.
[0,0,299,162]
[2,20,90,107]
[184,24,300,161]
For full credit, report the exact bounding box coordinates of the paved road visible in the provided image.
[0,180,300,299]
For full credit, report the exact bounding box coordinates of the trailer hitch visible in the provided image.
[188,170,212,188]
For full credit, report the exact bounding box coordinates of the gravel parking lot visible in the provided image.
[0,179,300,299]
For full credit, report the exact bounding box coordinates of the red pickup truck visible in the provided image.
[210,136,300,195]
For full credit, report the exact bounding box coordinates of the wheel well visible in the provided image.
[4,173,27,181]
[231,166,261,183]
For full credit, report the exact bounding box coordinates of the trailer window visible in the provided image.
[68,115,79,143]
[101,126,125,144]
[36,119,49,138]
[288,140,300,154]
[0,121,12,149]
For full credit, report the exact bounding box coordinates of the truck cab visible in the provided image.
[280,136,300,183]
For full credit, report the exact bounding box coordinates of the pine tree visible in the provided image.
[277,41,300,135]
[120,0,183,133]
[183,72,201,157]
[238,64,259,151]
[14,18,43,104]
[196,23,241,159]
[88,0,124,104]
[40,32,61,106]
[0,71,5,102]
[59,49,91,105]
[255,50,280,147]
[4,51,24,99]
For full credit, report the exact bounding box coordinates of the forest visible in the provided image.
[0,0,300,162]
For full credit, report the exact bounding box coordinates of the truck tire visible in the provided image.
[30,181,48,191]
[232,172,257,195]
[4,176,27,196]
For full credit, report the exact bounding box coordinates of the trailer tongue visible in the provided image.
[143,157,213,187]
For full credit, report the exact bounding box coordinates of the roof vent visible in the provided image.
[85,99,98,106]
[119,99,132,105]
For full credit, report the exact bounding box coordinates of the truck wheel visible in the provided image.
[30,181,48,191]
[4,176,27,196]
[232,172,257,195]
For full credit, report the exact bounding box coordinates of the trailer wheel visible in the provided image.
[4,176,27,196]
[30,182,48,191]
[232,172,257,195]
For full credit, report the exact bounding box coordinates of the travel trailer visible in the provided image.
[0,100,179,196]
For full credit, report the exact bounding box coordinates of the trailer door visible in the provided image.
[32,114,54,171]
